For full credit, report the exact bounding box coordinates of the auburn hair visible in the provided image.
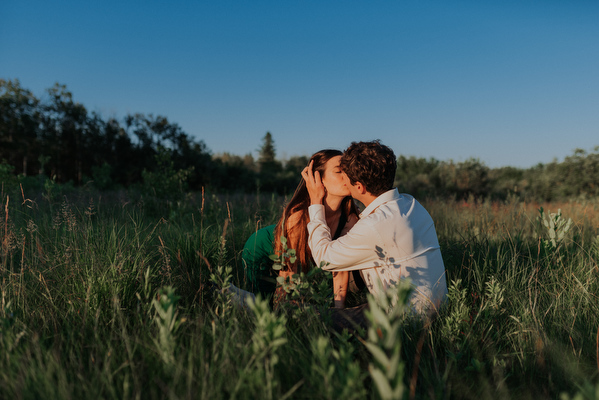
[273,149,357,273]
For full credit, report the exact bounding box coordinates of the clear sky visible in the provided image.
[1,0,598,168]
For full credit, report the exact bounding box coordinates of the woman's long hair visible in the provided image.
[273,149,358,274]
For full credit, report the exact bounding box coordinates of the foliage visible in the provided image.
[90,162,113,190]
[276,267,333,311]
[538,207,573,250]
[0,185,599,398]
[310,332,367,400]
[4,79,599,397]
[269,235,297,271]
[3,79,599,200]
[142,147,194,202]
[244,296,290,399]
[212,152,258,192]
[257,132,283,193]
[257,132,278,171]
[394,149,599,202]
[363,279,413,400]
[0,79,212,189]
[151,286,184,370]
[0,79,40,177]
[0,159,17,188]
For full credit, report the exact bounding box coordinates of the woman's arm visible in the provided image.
[332,271,349,308]
[331,214,358,307]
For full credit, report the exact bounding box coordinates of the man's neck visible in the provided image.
[355,192,377,208]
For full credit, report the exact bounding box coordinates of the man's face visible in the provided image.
[342,172,361,199]
[321,156,351,198]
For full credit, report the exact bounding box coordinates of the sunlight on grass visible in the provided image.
[1,185,599,399]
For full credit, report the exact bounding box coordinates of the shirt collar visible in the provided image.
[359,188,400,218]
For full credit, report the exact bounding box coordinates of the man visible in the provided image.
[301,140,448,313]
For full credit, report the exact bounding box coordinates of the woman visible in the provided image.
[269,149,363,307]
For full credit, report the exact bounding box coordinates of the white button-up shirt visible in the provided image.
[308,188,448,312]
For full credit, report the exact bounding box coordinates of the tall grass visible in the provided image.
[1,185,598,399]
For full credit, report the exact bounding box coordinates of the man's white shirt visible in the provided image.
[307,188,448,312]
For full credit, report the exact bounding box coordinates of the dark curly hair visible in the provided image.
[340,140,396,196]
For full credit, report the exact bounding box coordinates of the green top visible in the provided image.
[242,224,277,296]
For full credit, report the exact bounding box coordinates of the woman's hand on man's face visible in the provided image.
[301,160,326,205]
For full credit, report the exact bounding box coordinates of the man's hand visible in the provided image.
[301,160,325,205]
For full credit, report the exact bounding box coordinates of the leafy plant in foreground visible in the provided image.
[363,279,413,400]
[538,207,573,250]
[209,265,235,318]
[151,286,185,371]
[236,295,293,400]
[441,278,470,341]
[269,235,296,272]
[271,234,333,314]
[560,382,599,400]
[310,331,367,400]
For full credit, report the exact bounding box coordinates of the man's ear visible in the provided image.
[354,181,367,195]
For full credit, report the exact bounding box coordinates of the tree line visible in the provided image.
[1,79,598,201]
[396,148,599,201]
[0,79,307,194]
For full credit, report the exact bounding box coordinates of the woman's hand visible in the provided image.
[301,160,326,205]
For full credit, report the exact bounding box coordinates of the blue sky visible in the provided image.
[1,0,598,168]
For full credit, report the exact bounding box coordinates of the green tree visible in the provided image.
[123,113,213,188]
[0,80,217,189]
[560,147,599,198]
[435,158,490,200]
[212,152,257,192]
[39,83,89,184]
[395,156,441,198]
[0,79,41,176]
[488,166,525,200]
[258,132,278,172]
[278,155,310,192]
[257,132,282,192]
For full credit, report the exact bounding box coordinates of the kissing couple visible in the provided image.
[237,140,448,315]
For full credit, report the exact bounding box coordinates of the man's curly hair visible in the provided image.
[340,140,396,196]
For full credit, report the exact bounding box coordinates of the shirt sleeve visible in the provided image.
[307,204,377,271]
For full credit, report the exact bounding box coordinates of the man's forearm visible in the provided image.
[307,204,370,271]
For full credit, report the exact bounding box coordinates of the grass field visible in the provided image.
[1,184,599,399]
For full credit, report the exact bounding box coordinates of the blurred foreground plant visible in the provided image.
[310,331,367,400]
[152,286,184,371]
[235,295,294,400]
[538,207,573,250]
[363,279,413,400]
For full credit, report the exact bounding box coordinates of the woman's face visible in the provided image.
[320,155,351,198]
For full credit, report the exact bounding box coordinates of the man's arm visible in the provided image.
[307,204,376,271]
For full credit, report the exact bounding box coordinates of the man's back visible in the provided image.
[358,190,448,311]
[308,189,448,312]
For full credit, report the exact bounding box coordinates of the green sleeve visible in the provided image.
[242,224,276,295]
